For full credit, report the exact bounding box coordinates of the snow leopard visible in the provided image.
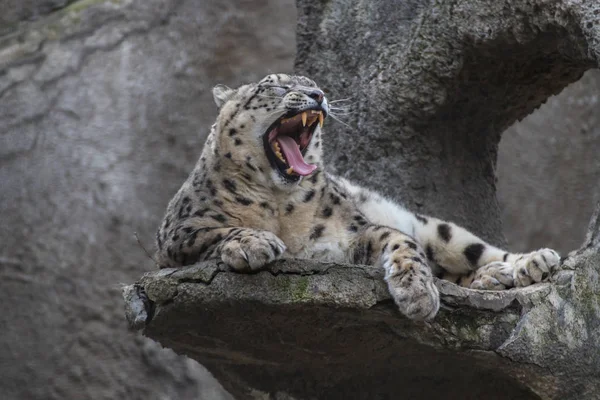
[155,73,560,320]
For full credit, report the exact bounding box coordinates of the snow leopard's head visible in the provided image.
[212,73,328,189]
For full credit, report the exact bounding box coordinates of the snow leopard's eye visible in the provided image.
[266,86,289,97]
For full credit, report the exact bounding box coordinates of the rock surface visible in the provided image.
[124,204,600,399]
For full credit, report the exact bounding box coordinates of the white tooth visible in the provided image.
[301,112,307,127]
[286,167,294,175]
[318,112,324,128]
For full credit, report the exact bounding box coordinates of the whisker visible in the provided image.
[329,108,351,114]
[328,113,354,130]
[329,97,353,103]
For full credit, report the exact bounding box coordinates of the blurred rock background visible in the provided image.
[0,0,597,399]
[498,70,600,254]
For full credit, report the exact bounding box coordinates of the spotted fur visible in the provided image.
[156,74,560,321]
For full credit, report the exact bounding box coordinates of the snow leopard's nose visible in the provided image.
[307,89,324,104]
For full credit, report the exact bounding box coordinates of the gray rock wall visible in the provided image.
[0,0,294,399]
[498,70,600,254]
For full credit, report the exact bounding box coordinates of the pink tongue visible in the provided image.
[277,136,317,176]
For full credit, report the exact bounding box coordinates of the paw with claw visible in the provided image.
[220,230,286,271]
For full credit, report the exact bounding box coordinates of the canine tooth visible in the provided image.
[286,167,294,174]
[318,112,324,128]
[301,112,307,127]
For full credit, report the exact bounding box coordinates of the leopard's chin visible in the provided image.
[262,108,325,182]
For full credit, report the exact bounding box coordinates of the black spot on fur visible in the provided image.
[392,244,400,251]
[380,232,391,241]
[224,152,232,159]
[187,234,196,247]
[503,253,509,262]
[193,208,209,217]
[234,138,242,146]
[464,243,485,267]
[211,214,227,223]
[235,196,254,206]
[229,128,237,136]
[426,245,435,261]
[353,215,367,226]
[304,190,316,202]
[310,224,325,240]
[309,171,320,184]
[348,224,358,232]
[285,203,294,214]
[405,240,417,250]
[437,224,452,242]
[222,179,237,194]
[365,241,373,262]
[416,214,428,224]
[329,193,341,205]
[206,179,217,196]
[178,205,190,219]
[322,207,333,218]
[209,233,223,246]
[245,162,257,171]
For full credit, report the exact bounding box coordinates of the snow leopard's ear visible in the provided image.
[212,84,235,108]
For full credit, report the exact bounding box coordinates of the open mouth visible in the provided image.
[263,109,325,181]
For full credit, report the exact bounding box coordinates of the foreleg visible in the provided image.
[351,225,439,320]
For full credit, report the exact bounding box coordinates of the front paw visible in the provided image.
[221,231,286,271]
[470,261,515,290]
[513,248,560,287]
[386,257,439,321]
